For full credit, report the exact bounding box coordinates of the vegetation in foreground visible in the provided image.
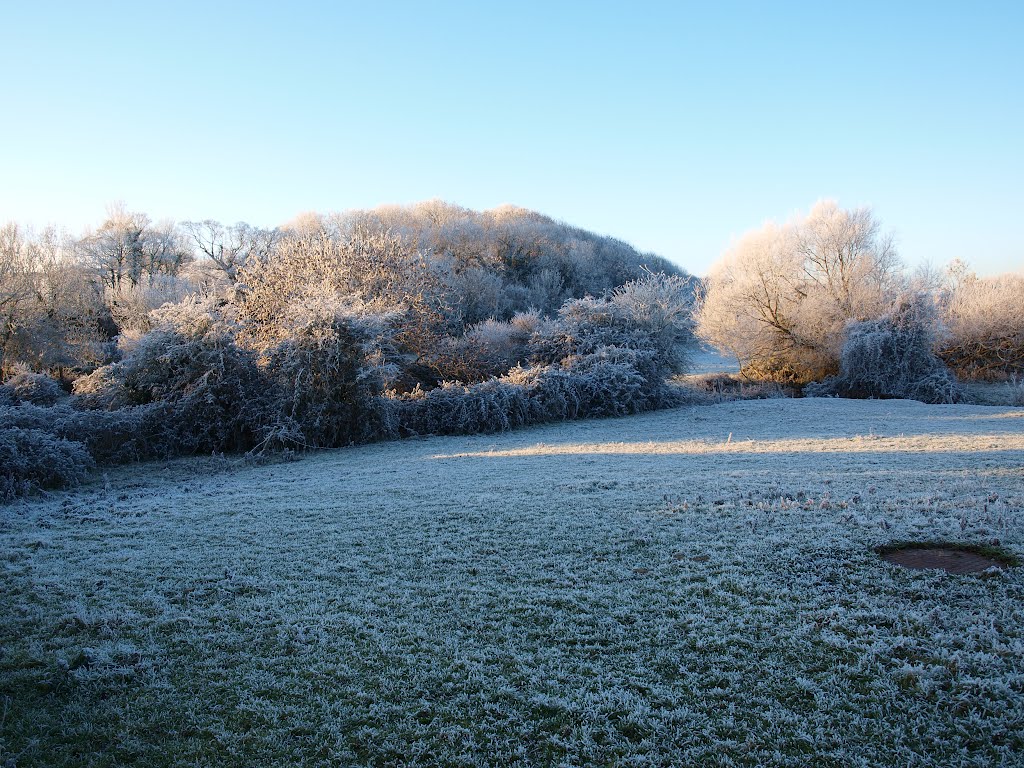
[1,398,1022,766]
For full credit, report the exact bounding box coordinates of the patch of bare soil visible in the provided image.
[880,544,1013,574]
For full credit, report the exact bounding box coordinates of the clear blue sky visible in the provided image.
[2,1,1021,276]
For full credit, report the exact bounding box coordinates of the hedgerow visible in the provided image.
[2,246,697,500]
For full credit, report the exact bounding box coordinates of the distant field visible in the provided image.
[2,399,1023,766]
[687,346,741,375]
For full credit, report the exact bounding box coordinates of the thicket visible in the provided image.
[4,198,1020,500]
[1,202,695,500]
[937,266,1024,381]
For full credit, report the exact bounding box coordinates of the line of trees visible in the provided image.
[1,201,687,384]
[2,198,1020,500]
[0,205,279,378]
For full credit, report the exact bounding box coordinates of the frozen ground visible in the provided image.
[2,398,1023,766]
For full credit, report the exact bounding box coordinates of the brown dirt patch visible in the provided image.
[881,546,1009,574]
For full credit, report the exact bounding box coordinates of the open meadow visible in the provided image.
[2,397,1023,766]
[4,3,1022,764]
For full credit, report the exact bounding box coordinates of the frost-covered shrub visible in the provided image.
[71,364,132,410]
[262,303,401,447]
[65,404,166,463]
[0,427,93,501]
[517,359,651,420]
[607,273,695,373]
[807,296,964,404]
[235,225,448,364]
[939,269,1024,381]
[399,351,674,438]
[2,368,67,406]
[683,373,788,402]
[530,273,695,406]
[398,378,531,436]
[77,299,275,455]
[104,275,195,335]
[0,402,162,465]
[434,311,553,383]
[399,273,695,435]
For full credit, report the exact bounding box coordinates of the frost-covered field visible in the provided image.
[2,398,1024,767]
[685,346,741,375]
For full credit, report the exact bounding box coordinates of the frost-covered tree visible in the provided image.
[234,221,447,366]
[182,220,279,284]
[77,204,192,291]
[697,201,903,383]
[332,200,690,326]
[0,223,113,378]
[0,223,35,374]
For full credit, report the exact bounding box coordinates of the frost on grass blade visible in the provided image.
[1,398,1023,766]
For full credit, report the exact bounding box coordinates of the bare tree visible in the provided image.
[77,204,192,291]
[794,202,900,319]
[182,220,279,283]
[77,204,148,290]
[145,220,193,279]
[0,223,35,374]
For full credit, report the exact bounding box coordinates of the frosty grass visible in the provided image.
[2,398,1023,766]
